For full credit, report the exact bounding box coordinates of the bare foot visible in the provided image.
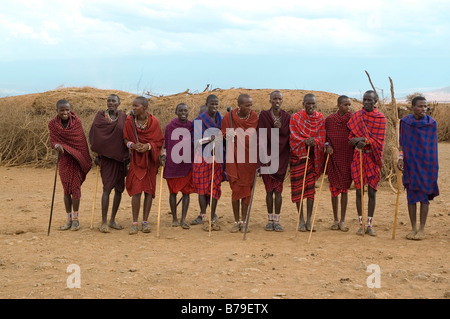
[414,230,425,240]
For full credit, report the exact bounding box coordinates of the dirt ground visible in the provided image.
[0,144,449,300]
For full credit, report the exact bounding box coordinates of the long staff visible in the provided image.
[209,140,216,237]
[308,153,330,243]
[130,110,140,143]
[360,149,365,236]
[90,164,100,229]
[47,153,60,236]
[157,165,164,238]
[392,165,402,239]
[243,168,258,240]
[295,146,310,239]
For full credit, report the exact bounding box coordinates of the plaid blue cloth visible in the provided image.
[400,114,439,203]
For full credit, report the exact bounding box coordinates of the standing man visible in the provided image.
[48,99,92,231]
[324,95,354,232]
[398,96,439,240]
[222,94,259,233]
[192,94,224,231]
[258,90,291,232]
[123,96,164,234]
[290,94,326,232]
[160,103,195,229]
[347,90,386,236]
[89,94,129,233]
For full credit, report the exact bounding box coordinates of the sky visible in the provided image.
[1,0,449,100]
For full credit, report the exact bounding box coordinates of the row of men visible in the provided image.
[48,90,439,239]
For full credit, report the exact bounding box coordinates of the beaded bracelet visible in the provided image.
[126,141,133,149]
[398,151,404,159]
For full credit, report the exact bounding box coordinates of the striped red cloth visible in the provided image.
[347,108,386,190]
[290,156,316,202]
[325,111,353,193]
[289,109,326,178]
[192,110,224,199]
[123,113,164,197]
[48,112,92,199]
[262,174,284,193]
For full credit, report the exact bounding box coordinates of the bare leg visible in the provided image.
[274,191,282,215]
[142,192,152,222]
[131,193,141,223]
[180,194,190,225]
[169,193,178,225]
[415,202,429,240]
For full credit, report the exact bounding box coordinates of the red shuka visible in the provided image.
[123,113,164,197]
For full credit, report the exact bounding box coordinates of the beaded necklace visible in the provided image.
[105,109,118,123]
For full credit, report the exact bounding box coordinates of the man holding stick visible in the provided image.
[48,99,92,231]
[347,90,386,236]
[398,96,439,240]
[290,94,326,232]
[192,94,224,231]
[221,94,259,233]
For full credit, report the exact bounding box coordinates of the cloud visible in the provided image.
[0,0,449,62]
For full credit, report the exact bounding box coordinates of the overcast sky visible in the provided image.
[1,0,449,100]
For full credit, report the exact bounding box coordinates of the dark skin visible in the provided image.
[265,92,283,215]
[296,96,317,229]
[160,104,190,227]
[198,98,218,221]
[397,99,429,240]
[325,98,352,228]
[54,103,80,215]
[95,95,123,231]
[124,99,153,223]
[349,92,377,221]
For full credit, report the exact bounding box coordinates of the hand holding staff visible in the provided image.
[295,146,310,239]
[308,153,330,243]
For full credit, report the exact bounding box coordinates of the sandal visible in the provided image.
[265,222,274,231]
[142,222,151,233]
[129,222,139,235]
[298,223,307,232]
[70,220,80,231]
[330,222,340,230]
[108,221,124,230]
[190,215,203,225]
[338,222,349,232]
[59,220,72,231]
[274,223,284,232]
[306,222,315,232]
[181,222,190,230]
[99,224,110,233]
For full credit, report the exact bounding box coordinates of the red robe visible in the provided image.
[48,112,92,199]
[123,113,164,197]
[221,109,258,204]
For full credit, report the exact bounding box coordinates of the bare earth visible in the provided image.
[1,144,449,300]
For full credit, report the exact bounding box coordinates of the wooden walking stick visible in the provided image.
[359,148,365,236]
[209,140,216,237]
[47,153,60,236]
[392,162,402,239]
[308,153,330,243]
[243,168,259,240]
[295,146,310,239]
[157,165,164,238]
[90,164,100,229]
